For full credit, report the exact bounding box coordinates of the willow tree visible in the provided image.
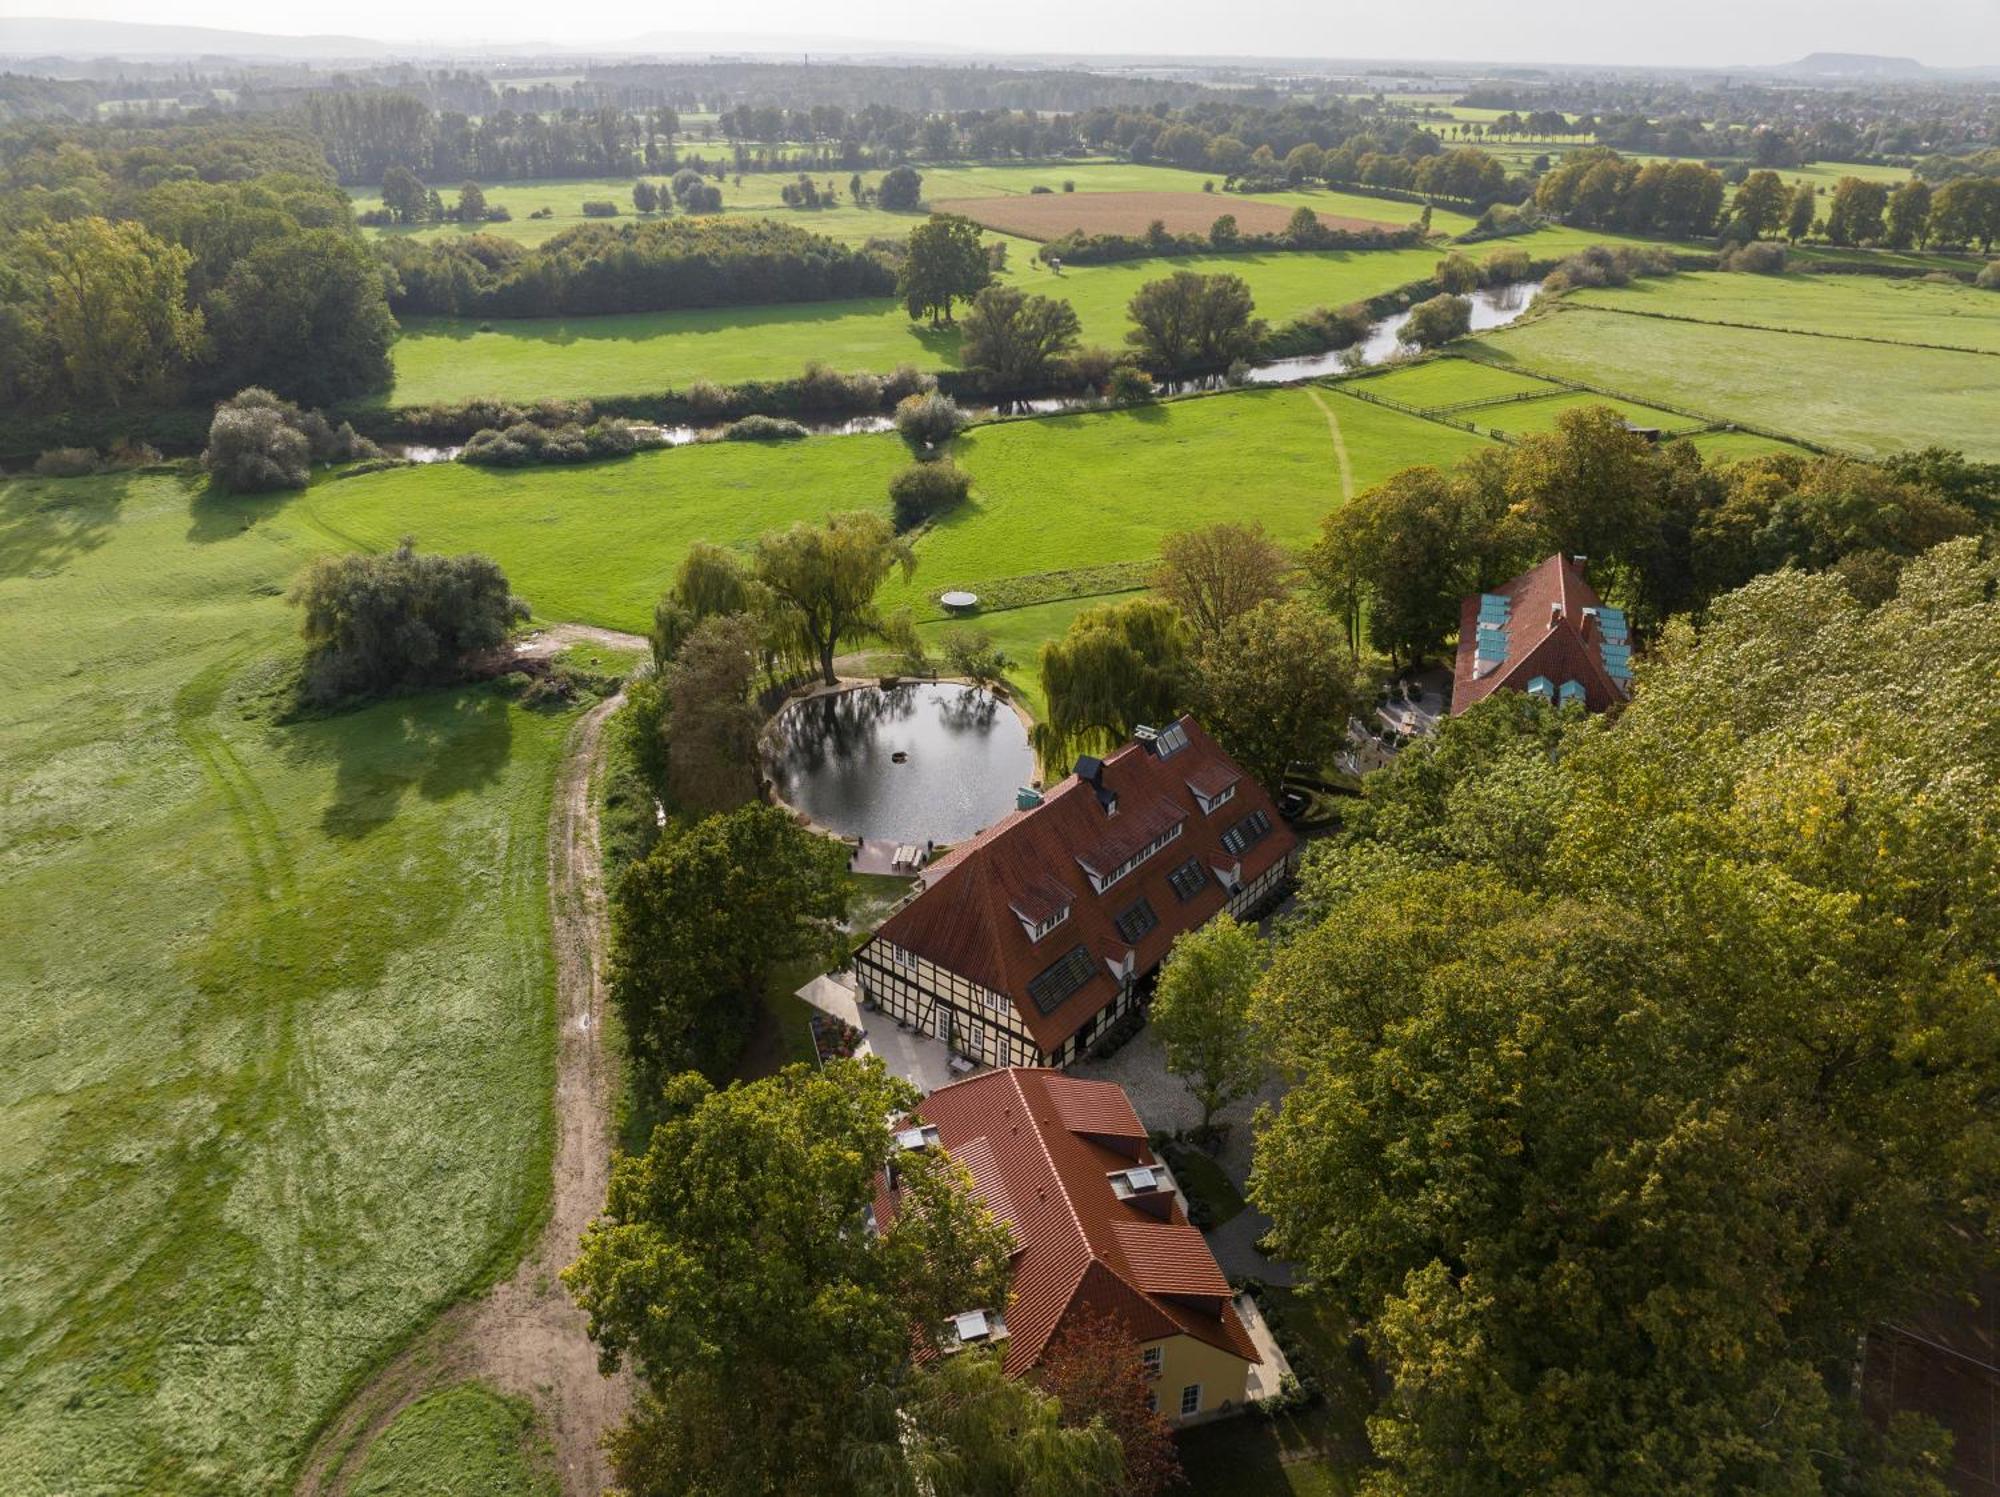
[752,511,915,685]
[1031,597,1190,771]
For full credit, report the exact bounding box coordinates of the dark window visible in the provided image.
[1220,808,1273,856]
[1027,944,1098,1015]
[1114,898,1159,945]
[1166,856,1209,902]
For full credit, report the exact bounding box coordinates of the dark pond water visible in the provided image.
[766,683,1035,844]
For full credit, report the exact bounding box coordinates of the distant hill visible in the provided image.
[1772,52,1933,79]
[0,17,392,60]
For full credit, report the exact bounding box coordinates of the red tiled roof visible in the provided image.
[1451,554,1628,715]
[1184,762,1241,800]
[873,717,1297,1054]
[876,1068,1259,1375]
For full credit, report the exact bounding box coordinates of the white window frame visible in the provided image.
[1179,1383,1202,1417]
[1141,1346,1163,1379]
[1028,907,1070,941]
[1085,820,1185,894]
[1205,783,1236,813]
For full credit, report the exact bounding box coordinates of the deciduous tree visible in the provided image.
[1038,1311,1181,1497]
[1033,597,1191,769]
[659,613,763,813]
[1125,270,1260,373]
[606,804,851,1075]
[1151,912,1265,1137]
[1193,597,1363,793]
[567,1061,1014,1495]
[958,284,1081,389]
[753,511,916,685]
[18,215,203,408]
[1152,520,1291,643]
[899,213,990,324]
[1252,544,2000,1496]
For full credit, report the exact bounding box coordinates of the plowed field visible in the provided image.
[933,190,1401,241]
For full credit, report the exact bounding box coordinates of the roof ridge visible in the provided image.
[1013,1069,1093,1265]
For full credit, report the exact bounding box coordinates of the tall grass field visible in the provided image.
[0,470,569,1493]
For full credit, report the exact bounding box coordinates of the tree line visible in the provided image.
[0,121,395,415]
[378,215,895,319]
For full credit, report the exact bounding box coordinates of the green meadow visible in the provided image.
[380,222,1664,407]
[349,1383,556,1497]
[1467,302,2000,460]
[305,387,1489,643]
[1565,270,2000,353]
[1474,390,1696,438]
[1350,358,1561,407]
[0,470,569,1493]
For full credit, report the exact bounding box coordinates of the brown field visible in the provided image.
[933,191,1401,242]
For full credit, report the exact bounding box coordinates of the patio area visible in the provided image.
[795,972,965,1095]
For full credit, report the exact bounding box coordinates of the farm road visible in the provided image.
[298,625,647,1497]
[1305,388,1356,504]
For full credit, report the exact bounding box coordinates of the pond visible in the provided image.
[766,682,1035,846]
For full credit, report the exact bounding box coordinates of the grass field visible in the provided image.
[1566,270,2000,353]
[349,1383,556,1497]
[349,161,1468,250]
[0,470,569,1493]
[1466,303,2000,459]
[1348,358,1561,407]
[1475,390,1697,438]
[380,222,1667,407]
[307,388,1490,646]
[1681,430,1818,462]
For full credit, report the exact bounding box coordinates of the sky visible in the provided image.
[14,0,2000,68]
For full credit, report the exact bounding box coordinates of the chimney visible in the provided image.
[1073,755,1117,815]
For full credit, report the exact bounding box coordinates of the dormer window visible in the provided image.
[942,1307,1011,1352]
[1028,907,1071,942]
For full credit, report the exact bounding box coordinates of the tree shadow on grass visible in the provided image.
[293,684,517,841]
[186,480,294,545]
[0,470,137,581]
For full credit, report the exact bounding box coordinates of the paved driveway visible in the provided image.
[1071,1027,1298,1285]
[797,973,962,1095]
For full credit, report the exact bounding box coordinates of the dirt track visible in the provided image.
[298,631,644,1496]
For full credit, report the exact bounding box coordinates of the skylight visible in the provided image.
[1219,809,1272,857]
[1166,857,1209,902]
[1114,898,1159,945]
[1027,944,1097,1014]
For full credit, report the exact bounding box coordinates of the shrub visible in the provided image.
[1542,243,1677,293]
[1267,302,1372,359]
[461,416,652,466]
[34,447,100,477]
[1030,184,1053,195]
[203,390,312,492]
[581,200,620,217]
[1062,180,1076,192]
[685,378,739,420]
[878,165,923,211]
[1434,252,1481,293]
[105,438,164,469]
[893,391,966,453]
[798,361,883,413]
[1978,262,2000,290]
[1400,293,1474,349]
[882,363,937,403]
[889,460,971,529]
[1105,365,1155,404]
[1479,246,1535,284]
[1722,240,1789,274]
[723,414,810,441]
[1063,346,1119,389]
[291,539,527,705]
